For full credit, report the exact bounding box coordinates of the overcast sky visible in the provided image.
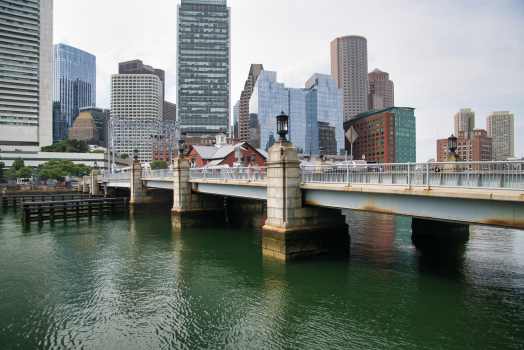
[54,0,523,161]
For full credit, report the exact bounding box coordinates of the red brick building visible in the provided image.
[187,142,267,167]
[436,129,492,162]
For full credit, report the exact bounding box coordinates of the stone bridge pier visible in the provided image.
[171,156,225,229]
[262,141,349,260]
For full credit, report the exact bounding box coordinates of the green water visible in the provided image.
[0,208,523,349]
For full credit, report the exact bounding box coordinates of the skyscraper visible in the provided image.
[249,71,343,155]
[454,108,475,139]
[110,60,164,162]
[52,44,96,144]
[163,101,177,123]
[233,100,239,139]
[239,64,263,142]
[177,0,230,137]
[79,106,105,145]
[0,0,53,151]
[368,68,394,110]
[330,35,368,121]
[486,111,514,158]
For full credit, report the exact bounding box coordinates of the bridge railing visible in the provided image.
[301,161,524,190]
[103,172,131,180]
[142,169,174,179]
[190,167,267,182]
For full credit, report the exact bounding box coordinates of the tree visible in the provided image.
[6,157,26,180]
[120,153,129,159]
[37,160,91,181]
[17,166,33,179]
[0,161,4,177]
[41,139,90,153]
[90,149,105,154]
[150,160,168,170]
[12,157,24,171]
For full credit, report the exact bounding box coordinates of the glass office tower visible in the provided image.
[53,44,96,144]
[177,0,230,137]
[0,0,53,151]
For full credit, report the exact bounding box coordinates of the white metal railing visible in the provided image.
[142,169,174,179]
[301,161,524,190]
[103,172,131,180]
[190,167,268,182]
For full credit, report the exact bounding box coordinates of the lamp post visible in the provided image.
[94,161,98,170]
[133,149,139,162]
[448,134,457,156]
[276,111,289,142]
[178,139,186,156]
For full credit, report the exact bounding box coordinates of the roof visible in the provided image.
[371,68,383,73]
[256,149,268,159]
[76,112,94,120]
[343,106,416,126]
[191,145,217,159]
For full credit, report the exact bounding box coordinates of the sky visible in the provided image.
[54,0,524,162]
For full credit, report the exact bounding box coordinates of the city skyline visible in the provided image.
[52,0,523,161]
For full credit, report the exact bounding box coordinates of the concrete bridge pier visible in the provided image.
[411,218,469,249]
[262,141,349,261]
[171,156,226,229]
[82,176,89,194]
[90,170,99,195]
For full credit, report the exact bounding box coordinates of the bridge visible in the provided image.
[82,143,524,260]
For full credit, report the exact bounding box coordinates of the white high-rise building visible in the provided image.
[486,111,514,159]
[330,35,368,121]
[110,61,164,163]
[0,0,53,151]
[454,108,475,139]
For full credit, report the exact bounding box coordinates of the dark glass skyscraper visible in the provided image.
[53,44,96,144]
[177,0,230,136]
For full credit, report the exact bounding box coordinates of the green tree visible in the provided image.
[17,166,33,179]
[150,160,168,170]
[12,157,24,171]
[90,149,105,154]
[37,160,91,181]
[120,153,129,159]
[0,161,4,177]
[41,139,90,153]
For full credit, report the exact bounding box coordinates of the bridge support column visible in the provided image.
[90,170,99,195]
[171,156,225,229]
[262,141,349,261]
[82,176,89,194]
[411,218,469,249]
[129,161,151,214]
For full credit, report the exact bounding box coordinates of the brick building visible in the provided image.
[343,107,416,163]
[436,129,492,162]
[187,142,267,168]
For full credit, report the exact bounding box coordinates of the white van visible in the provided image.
[16,178,32,185]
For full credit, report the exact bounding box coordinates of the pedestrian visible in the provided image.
[434,165,441,173]
[191,158,197,168]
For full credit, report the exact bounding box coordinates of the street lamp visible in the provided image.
[276,111,289,142]
[448,134,457,156]
[94,161,98,170]
[178,139,186,156]
[133,149,139,161]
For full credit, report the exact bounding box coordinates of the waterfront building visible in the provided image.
[0,0,53,152]
[436,129,492,162]
[110,60,164,162]
[454,108,475,139]
[52,44,96,144]
[249,71,343,155]
[239,64,263,142]
[233,100,239,139]
[164,101,177,123]
[368,69,394,110]
[79,106,105,146]
[68,112,99,146]
[343,107,416,163]
[330,35,368,121]
[177,0,231,137]
[486,111,514,159]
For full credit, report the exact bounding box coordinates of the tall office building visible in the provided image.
[486,111,514,158]
[79,106,105,145]
[233,100,239,139]
[239,64,263,142]
[368,69,394,110]
[177,0,230,137]
[330,35,368,121]
[249,71,343,155]
[163,101,177,123]
[110,60,164,162]
[52,44,96,144]
[0,0,53,151]
[454,108,475,139]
